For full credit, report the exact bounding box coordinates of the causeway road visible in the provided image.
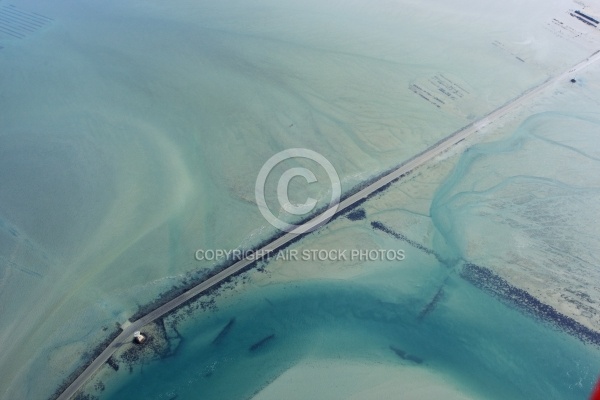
[56,49,600,400]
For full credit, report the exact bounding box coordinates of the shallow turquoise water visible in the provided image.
[2,0,600,397]
[100,265,600,400]
[431,112,600,264]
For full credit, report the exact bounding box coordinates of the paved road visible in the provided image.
[56,50,600,400]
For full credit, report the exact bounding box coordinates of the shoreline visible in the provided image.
[461,263,600,347]
[370,217,600,347]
